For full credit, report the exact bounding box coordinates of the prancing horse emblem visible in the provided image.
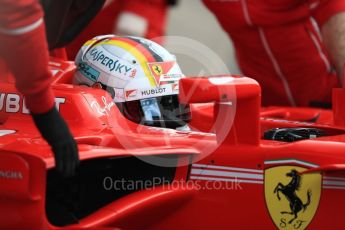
[152,64,163,75]
[264,164,321,230]
[274,169,312,224]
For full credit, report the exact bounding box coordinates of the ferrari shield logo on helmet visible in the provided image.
[152,64,163,76]
[264,164,321,230]
[148,61,176,86]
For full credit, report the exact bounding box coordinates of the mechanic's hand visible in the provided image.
[32,106,79,178]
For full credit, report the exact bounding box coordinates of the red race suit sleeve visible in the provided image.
[310,0,345,26]
[0,0,55,114]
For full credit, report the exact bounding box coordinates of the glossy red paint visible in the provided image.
[1,58,345,229]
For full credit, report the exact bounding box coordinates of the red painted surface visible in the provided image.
[1,58,345,229]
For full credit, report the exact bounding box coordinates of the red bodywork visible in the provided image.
[1,58,345,230]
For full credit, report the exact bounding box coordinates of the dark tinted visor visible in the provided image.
[117,95,191,129]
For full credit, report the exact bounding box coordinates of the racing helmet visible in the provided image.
[74,35,191,128]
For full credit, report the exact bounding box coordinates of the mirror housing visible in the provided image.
[333,65,345,127]
[179,75,261,145]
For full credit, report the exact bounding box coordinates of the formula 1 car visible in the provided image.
[1,55,345,230]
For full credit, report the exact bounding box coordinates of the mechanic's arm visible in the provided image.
[321,12,345,86]
[311,0,345,86]
[0,0,79,177]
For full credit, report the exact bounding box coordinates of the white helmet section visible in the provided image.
[74,36,184,102]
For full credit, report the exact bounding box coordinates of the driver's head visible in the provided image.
[74,35,191,129]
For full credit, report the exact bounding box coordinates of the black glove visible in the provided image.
[32,106,79,178]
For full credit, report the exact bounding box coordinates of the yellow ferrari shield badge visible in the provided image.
[147,61,175,86]
[152,64,163,76]
[265,165,321,230]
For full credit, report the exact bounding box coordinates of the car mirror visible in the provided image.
[179,75,261,145]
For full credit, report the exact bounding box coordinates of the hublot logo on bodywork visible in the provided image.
[0,170,23,180]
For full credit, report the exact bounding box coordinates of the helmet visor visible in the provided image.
[119,95,191,129]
